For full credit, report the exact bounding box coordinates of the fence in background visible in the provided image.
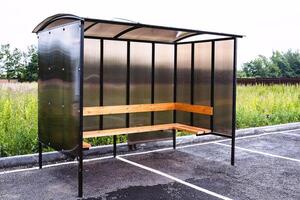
[238,78,300,85]
[0,79,18,83]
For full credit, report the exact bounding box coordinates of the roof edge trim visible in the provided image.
[32,14,83,33]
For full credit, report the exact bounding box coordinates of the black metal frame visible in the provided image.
[35,15,241,198]
[173,44,178,149]
[231,38,238,166]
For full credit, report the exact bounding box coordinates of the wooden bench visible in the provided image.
[82,102,213,150]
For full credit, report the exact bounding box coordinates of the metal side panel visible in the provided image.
[83,39,101,131]
[102,40,127,129]
[176,44,191,124]
[193,42,212,129]
[214,40,234,136]
[38,21,82,155]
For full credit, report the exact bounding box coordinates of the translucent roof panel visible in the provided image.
[85,23,132,38]
[119,27,195,42]
[33,14,244,42]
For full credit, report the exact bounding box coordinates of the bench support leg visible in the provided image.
[113,135,117,157]
[231,136,235,166]
[38,141,42,169]
[78,152,83,198]
[173,130,176,149]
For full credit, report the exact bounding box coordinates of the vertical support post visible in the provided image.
[99,39,103,131]
[126,41,130,129]
[210,41,215,132]
[38,141,42,169]
[151,43,155,125]
[78,21,84,198]
[173,44,178,149]
[231,38,237,166]
[190,43,195,126]
[113,135,117,157]
[126,41,133,150]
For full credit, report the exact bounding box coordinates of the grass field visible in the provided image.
[0,83,299,157]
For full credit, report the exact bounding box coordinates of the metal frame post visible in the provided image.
[78,21,84,198]
[99,39,104,131]
[172,44,178,149]
[151,42,155,125]
[190,43,195,126]
[210,41,215,132]
[231,38,237,166]
[38,141,42,169]
[113,135,117,157]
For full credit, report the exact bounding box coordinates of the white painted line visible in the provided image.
[214,143,300,163]
[280,132,300,137]
[233,128,300,141]
[0,155,113,175]
[2,128,300,175]
[117,156,232,200]
[120,139,228,158]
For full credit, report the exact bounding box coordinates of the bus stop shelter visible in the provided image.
[33,14,243,198]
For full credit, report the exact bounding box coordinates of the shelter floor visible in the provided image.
[0,129,299,200]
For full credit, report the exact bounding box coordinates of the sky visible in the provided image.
[0,0,299,68]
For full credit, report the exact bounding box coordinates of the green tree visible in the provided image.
[242,55,270,77]
[283,50,300,77]
[270,51,293,77]
[18,45,38,82]
[0,44,38,82]
[241,50,300,78]
[0,44,24,80]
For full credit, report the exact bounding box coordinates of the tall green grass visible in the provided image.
[237,84,300,128]
[0,83,299,157]
[0,83,38,157]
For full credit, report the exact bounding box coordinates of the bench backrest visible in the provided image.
[83,103,213,116]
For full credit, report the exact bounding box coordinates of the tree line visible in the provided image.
[238,50,300,78]
[0,44,299,82]
[0,44,38,82]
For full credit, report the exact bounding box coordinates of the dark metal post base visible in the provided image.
[231,137,235,166]
[38,141,42,169]
[78,155,83,198]
[173,130,176,149]
[113,135,117,157]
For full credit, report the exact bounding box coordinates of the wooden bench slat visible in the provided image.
[82,141,91,149]
[83,123,175,138]
[83,103,175,116]
[83,123,211,138]
[175,103,213,115]
[83,102,212,116]
[174,123,211,134]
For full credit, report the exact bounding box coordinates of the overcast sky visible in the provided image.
[0,0,299,68]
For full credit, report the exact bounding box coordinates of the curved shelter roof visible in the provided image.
[33,14,243,43]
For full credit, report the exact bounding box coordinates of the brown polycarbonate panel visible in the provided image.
[129,42,152,126]
[83,39,100,131]
[83,21,94,30]
[193,42,212,129]
[127,42,152,144]
[120,27,193,42]
[176,44,191,124]
[38,21,81,155]
[103,40,127,129]
[85,23,132,38]
[154,44,174,124]
[214,40,234,136]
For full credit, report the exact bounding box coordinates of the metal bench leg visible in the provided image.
[231,136,235,166]
[173,130,176,149]
[38,141,42,169]
[78,152,83,198]
[113,135,117,157]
